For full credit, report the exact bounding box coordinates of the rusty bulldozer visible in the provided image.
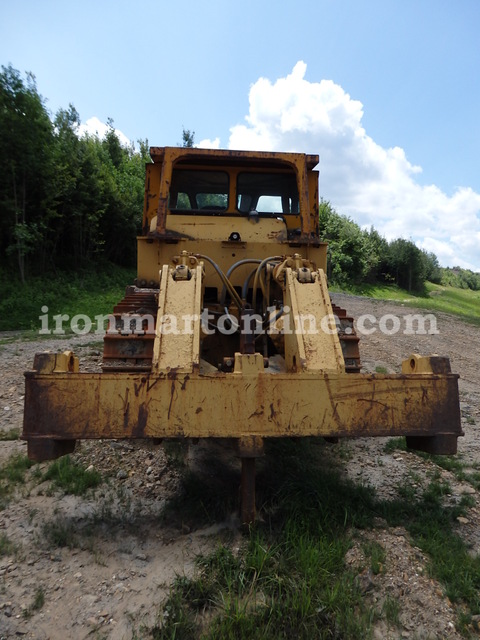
[23,147,462,523]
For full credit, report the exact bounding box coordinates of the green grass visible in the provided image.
[153,440,380,639]
[381,594,401,626]
[0,532,17,556]
[23,587,45,618]
[384,437,407,454]
[374,365,388,374]
[43,455,102,495]
[0,454,33,483]
[362,540,386,575]
[385,436,480,491]
[416,282,480,323]
[41,517,79,548]
[0,427,20,441]
[0,264,135,331]
[333,281,480,326]
[150,438,480,638]
[0,454,34,509]
[379,443,480,629]
[379,480,480,624]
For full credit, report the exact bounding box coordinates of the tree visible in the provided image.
[0,66,149,277]
[98,133,145,266]
[0,65,54,281]
[181,127,195,148]
[317,200,439,291]
[421,250,442,284]
[318,200,373,286]
[385,239,427,292]
[103,118,124,168]
[362,226,389,283]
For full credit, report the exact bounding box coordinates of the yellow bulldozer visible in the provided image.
[22,146,462,523]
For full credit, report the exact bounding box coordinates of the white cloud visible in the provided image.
[78,116,132,148]
[196,137,221,149]
[228,62,480,272]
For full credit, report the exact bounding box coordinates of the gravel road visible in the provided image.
[0,293,479,639]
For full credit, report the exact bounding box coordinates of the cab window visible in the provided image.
[237,172,299,215]
[169,169,228,211]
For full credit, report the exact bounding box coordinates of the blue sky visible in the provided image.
[2,0,479,271]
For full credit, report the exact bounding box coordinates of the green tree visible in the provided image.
[362,226,390,283]
[318,200,372,286]
[317,200,438,291]
[103,118,124,168]
[421,250,442,284]
[0,65,54,281]
[181,127,195,148]
[47,104,83,269]
[0,65,147,277]
[441,267,480,290]
[385,238,426,292]
[98,133,145,266]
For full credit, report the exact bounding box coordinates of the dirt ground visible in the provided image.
[0,293,479,639]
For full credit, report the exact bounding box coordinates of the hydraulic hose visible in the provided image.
[251,256,283,312]
[219,259,262,306]
[194,253,243,310]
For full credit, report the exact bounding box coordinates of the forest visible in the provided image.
[1,64,479,296]
[0,64,148,283]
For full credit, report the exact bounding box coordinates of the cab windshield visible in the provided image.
[237,172,299,215]
[169,169,228,211]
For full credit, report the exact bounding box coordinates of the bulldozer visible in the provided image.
[22,146,462,523]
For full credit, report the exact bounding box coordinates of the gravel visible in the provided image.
[0,293,479,639]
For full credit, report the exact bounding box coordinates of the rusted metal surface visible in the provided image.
[23,146,463,521]
[331,302,361,373]
[27,438,76,462]
[406,434,458,455]
[283,266,345,373]
[102,287,158,372]
[152,264,202,373]
[402,353,452,375]
[144,147,321,246]
[23,359,461,446]
[33,351,79,374]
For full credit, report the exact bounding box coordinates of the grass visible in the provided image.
[385,436,480,491]
[0,427,20,441]
[0,452,100,511]
[41,517,79,549]
[153,439,380,639]
[43,455,102,495]
[0,454,34,508]
[379,479,480,625]
[382,594,401,626]
[1,266,477,333]
[153,540,373,640]
[0,264,135,331]
[0,453,33,483]
[149,438,480,638]
[422,282,480,321]
[384,437,407,454]
[40,483,142,551]
[380,440,480,631]
[362,540,386,575]
[333,281,480,326]
[0,532,17,557]
[163,439,190,470]
[374,365,388,374]
[22,587,45,618]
